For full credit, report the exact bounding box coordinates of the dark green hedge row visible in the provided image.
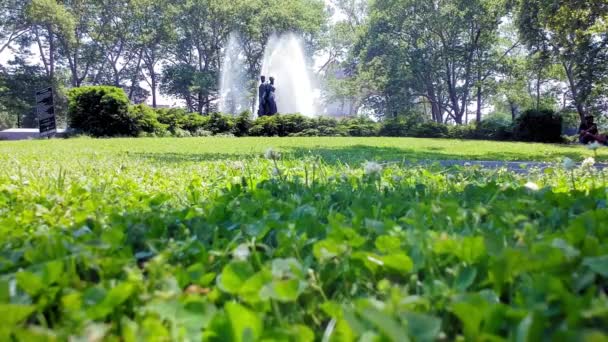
[67,86,563,142]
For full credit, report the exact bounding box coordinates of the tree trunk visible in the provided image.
[150,71,157,108]
[48,25,55,82]
[535,68,542,110]
[129,50,144,101]
[510,102,517,121]
[562,62,586,122]
[476,67,482,123]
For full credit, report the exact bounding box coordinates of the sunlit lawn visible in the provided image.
[0,136,602,165]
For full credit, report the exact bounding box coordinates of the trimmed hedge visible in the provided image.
[68,86,133,137]
[514,109,563,143]
[66,87,564,143]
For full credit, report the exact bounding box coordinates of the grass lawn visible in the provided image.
[0,136,603,164]
[0,137,606,340]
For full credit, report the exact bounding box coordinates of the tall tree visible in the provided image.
[319,0,371,117]
[168,0,235,113]
[130,0,174,108]
[25,0,76,82]
[0,0,30,55]
[358,0,509,123]
[0,59,48,128]
[518,0,608,121]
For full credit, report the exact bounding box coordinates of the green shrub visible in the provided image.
[250,116,279,136]
[128,104,168,135]
[67,86,134,137]
[343,118,379,137]
[313,117,338,128]
[290,128,320,137]
[447,124,477,139]
[173,128,192,138]
[234,111,253,137]
[309,117,347,136]
[411,121,449,138]
[182,113,208,133]
[514,109,563,143]
[156,108,189,132]
[475,113,513,140]
[379,118,420,136]
[205,112,234,135]
[192,128,213,137]
[275,114,312,136]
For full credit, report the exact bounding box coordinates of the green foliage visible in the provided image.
[0,61,49,128]
[379,118,418,137]
[156,108,190,132]
[514,109,563,143]
[26,0,76,45]
[249,116,280,136]
[205,112,234,135]
[517,0,608,120]
[475,113,513,140]
[411,121,449,138]
[67,86,134,137]
[0,137,607,340]
[344,118,379,137]
[128,104,168,136]
[234,111,253,137]
[182,114,209,133]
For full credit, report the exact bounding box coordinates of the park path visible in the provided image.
[425,160,608,173]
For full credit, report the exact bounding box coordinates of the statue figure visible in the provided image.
[266,76,277,115]
[257,75,278,116]
[257,76,267,117]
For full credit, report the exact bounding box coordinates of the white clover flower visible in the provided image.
[264,148,280,160]
[524,182,540,191]
[232,243,250,261]
[231,161,245,170]
[587,141,602,151]
[582,157,596,169]
[271,168,280,177]
[363,161,383,176]
[563,157,576,171]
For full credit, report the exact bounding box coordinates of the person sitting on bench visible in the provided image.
[579,115,599,144]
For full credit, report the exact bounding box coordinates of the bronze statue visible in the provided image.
[267,77,277,115]
[258,76,267,117]
[258,75,277,116]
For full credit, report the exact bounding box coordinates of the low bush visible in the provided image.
[249,116,279,136]
[181,113,208,133]
[234,111,253,137]
[63,88,569,144]
[379,117,421,137]
[411,121,449,138]
[173,128,192,138]
[275,114,312,136]
[156,108,189,132]
[344,118,379,137]
[128,104,167,135]
[205,112,234,135]
[475,114,513,140]
[446,124,475,139]
[67,86,134,137]
[192,128,213,137]
[514,109,563,143]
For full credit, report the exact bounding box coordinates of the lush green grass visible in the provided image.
[0,137,607,341]
[1,136,604,164]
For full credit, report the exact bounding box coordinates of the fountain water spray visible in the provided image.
[219,33,249,115]
[258,34,316,117]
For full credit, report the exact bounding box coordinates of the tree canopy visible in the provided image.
[0,0,606,128]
